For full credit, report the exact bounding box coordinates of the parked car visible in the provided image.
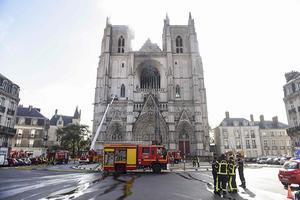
[272,157,281,165]
[0,159,8,167]
[16,158,26,166]
[257,157,268,164]
[7,158,19,167]
[279,157,288,165]
[21,158,31,165]
[278,158,300,187]
[30,157,40,165]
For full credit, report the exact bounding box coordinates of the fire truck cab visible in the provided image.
[103,144,169,174]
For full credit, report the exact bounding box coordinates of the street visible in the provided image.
[0,164,289,200]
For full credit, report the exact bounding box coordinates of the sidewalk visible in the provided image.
[72,163,102,171]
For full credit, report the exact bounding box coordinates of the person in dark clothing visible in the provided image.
[237,154,246,188]
[192,156,197,167]
[216,154,228,196]
[228,156,238,193]
[211,155,219,194]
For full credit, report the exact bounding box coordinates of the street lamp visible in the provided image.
[182,134,186,171]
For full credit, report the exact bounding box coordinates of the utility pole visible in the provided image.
[154,92,160,145]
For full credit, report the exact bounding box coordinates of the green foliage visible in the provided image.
[56,124,90,158]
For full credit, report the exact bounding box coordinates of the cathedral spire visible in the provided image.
[164,13,169,26]
[188,12,195,33]
[188,12,194,26]
[106,16,111,26]
[74,106,80,119]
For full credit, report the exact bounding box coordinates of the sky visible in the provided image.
[1,0,300,131]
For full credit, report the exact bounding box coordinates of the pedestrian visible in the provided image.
[170,155,174,167]
[228,156,238,193]
[197,156,200,168]
[237,154,246,188]
[192,156,197,167]
[216,154,228,196]
[211,154,219,194]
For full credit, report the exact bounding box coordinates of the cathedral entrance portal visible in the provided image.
[133,112,168,144]
[132,94,168,145]
[176,119,194,157]
[178,128,190,158]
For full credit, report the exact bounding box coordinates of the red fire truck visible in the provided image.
[79,149,98,163]
[103,144,169,173]
[168,151,182,164]
[47,150,69,164]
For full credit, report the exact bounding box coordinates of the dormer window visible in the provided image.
[118,36,125,53]
[175,36,183,53]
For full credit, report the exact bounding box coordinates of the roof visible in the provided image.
[50,115,73,126]
[220,118,250,126]
[139,39,162,52]
[17,106,47,119]
[0,73,20,88]
[254,120,289,129]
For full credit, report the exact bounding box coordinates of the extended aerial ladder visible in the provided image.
[90,95,116,151]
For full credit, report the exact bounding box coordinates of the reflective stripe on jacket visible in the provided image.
[228,162,237,175]
[217,160,228,175]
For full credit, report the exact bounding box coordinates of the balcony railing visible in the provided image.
[287,126,300,136]
[0,125,17,136]
[136,88,166,93]
[7,108,15,116]
[133,102,168,112]
[0,105,5,113]
[288,108,297,114]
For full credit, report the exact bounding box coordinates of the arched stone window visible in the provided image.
[140,66,160,89]
[118,36,125,53]
[175,85,180,98]
[175,36,183,53]
[120,84,125,97]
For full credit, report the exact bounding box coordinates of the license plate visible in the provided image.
[282,178,289,182]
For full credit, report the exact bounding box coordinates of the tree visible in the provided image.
[56,124,90,158]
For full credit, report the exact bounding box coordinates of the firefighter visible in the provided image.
[228,155,238,193]
[216,154,228,195]
[237,154,246,188]
[211,154,219,194]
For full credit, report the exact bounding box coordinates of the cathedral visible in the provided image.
[93,14,210,157]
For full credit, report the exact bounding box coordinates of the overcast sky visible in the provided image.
[1,0,300,130]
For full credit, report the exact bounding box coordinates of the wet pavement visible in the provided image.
[0,166,290,200]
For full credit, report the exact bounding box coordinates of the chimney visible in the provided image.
[260,115,264,123]
[250,114,254,122]
[272,116,278,128]
[28,105,32,112]
[225,111,230,119]
[55,109,58,117]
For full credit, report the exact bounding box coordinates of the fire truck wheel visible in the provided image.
[115,164,126,174]
[152,163,161,173]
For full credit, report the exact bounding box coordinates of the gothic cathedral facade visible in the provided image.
[93,14,210,157]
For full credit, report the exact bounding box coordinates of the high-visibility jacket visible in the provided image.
[217,160,228,175]
[228,161,237,175]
